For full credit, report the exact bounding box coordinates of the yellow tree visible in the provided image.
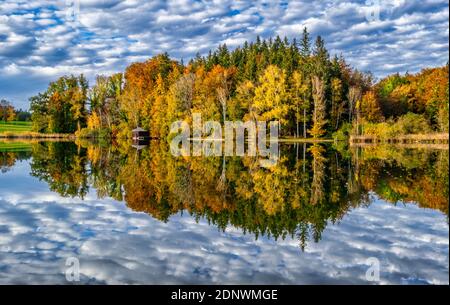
[87,111,101,130]
[230,80,254,121]
[309,76,327,138]
[361,91,383,123]
[331,77,343,130]
[119,86,142,129]
[193,66,221,122]
[149,74,167,138]
[252,65,289,126]
[166,72,195,136]
[6,105,16,122]
[290,71,309,137]
[347,86,362,123]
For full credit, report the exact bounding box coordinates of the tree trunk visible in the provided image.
[296,103,299,138]
[303,108,306,138]
[336,113,340,130]
[303,143,306,173]
[222,103,226,124]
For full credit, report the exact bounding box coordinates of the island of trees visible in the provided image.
[23,28,449,142]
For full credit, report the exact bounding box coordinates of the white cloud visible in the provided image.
[0,0,448,108]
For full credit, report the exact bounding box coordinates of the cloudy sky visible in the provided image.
[0,158,448,284]
[0,0,449,109]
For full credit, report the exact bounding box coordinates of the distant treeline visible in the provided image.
[0,99,31,122]
[28,28,449,139]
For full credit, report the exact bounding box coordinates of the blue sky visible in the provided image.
[0,0,449,109]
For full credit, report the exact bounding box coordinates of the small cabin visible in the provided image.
[132,127,150,140]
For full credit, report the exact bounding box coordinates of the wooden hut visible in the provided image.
[132,127,150,140]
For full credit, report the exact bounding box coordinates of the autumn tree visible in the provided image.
[166,72,196,134]
[0,99,16,122]
[204,65,237,124]
[361,91,383,123]
[330,78,344,130]
[252,65,289,128]
[88,73,123,134]
[290,71,310,137]
[309,76,327,138]
[230,80,254,121]
[347,86,362,124]
[148,74,167,138]
[29,75,88,133]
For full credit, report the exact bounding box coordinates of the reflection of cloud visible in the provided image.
[0,0,448,108]
[0,161,448,284]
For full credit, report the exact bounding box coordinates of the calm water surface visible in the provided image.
[0,141,448,284]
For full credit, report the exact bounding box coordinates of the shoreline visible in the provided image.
[349,133,449,145]
[2,132,448,146]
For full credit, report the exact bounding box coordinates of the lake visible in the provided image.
[0,140,448,284]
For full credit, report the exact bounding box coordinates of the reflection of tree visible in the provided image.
[352,145,449,215]
[84,142,364,248]
[26,140,449,250]
[0,151,31,173]
[309,145,326,205]
[30,142,89,198]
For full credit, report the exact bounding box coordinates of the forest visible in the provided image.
[27,28,449,141]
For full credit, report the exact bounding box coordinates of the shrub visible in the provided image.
[362,121,396,138]
[333,123,352,141]
[76,128,112,139]
[98,128,112,139]
[360,112,433,139]
[75,128,96,138]
[394,113,432,135]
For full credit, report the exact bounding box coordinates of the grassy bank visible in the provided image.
[0,121,75,139]
[0,121,32,133]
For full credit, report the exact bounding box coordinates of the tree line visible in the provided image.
[29,28,449,138]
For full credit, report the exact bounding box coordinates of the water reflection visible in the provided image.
[1,141,448,252]
[0,141,448,284]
